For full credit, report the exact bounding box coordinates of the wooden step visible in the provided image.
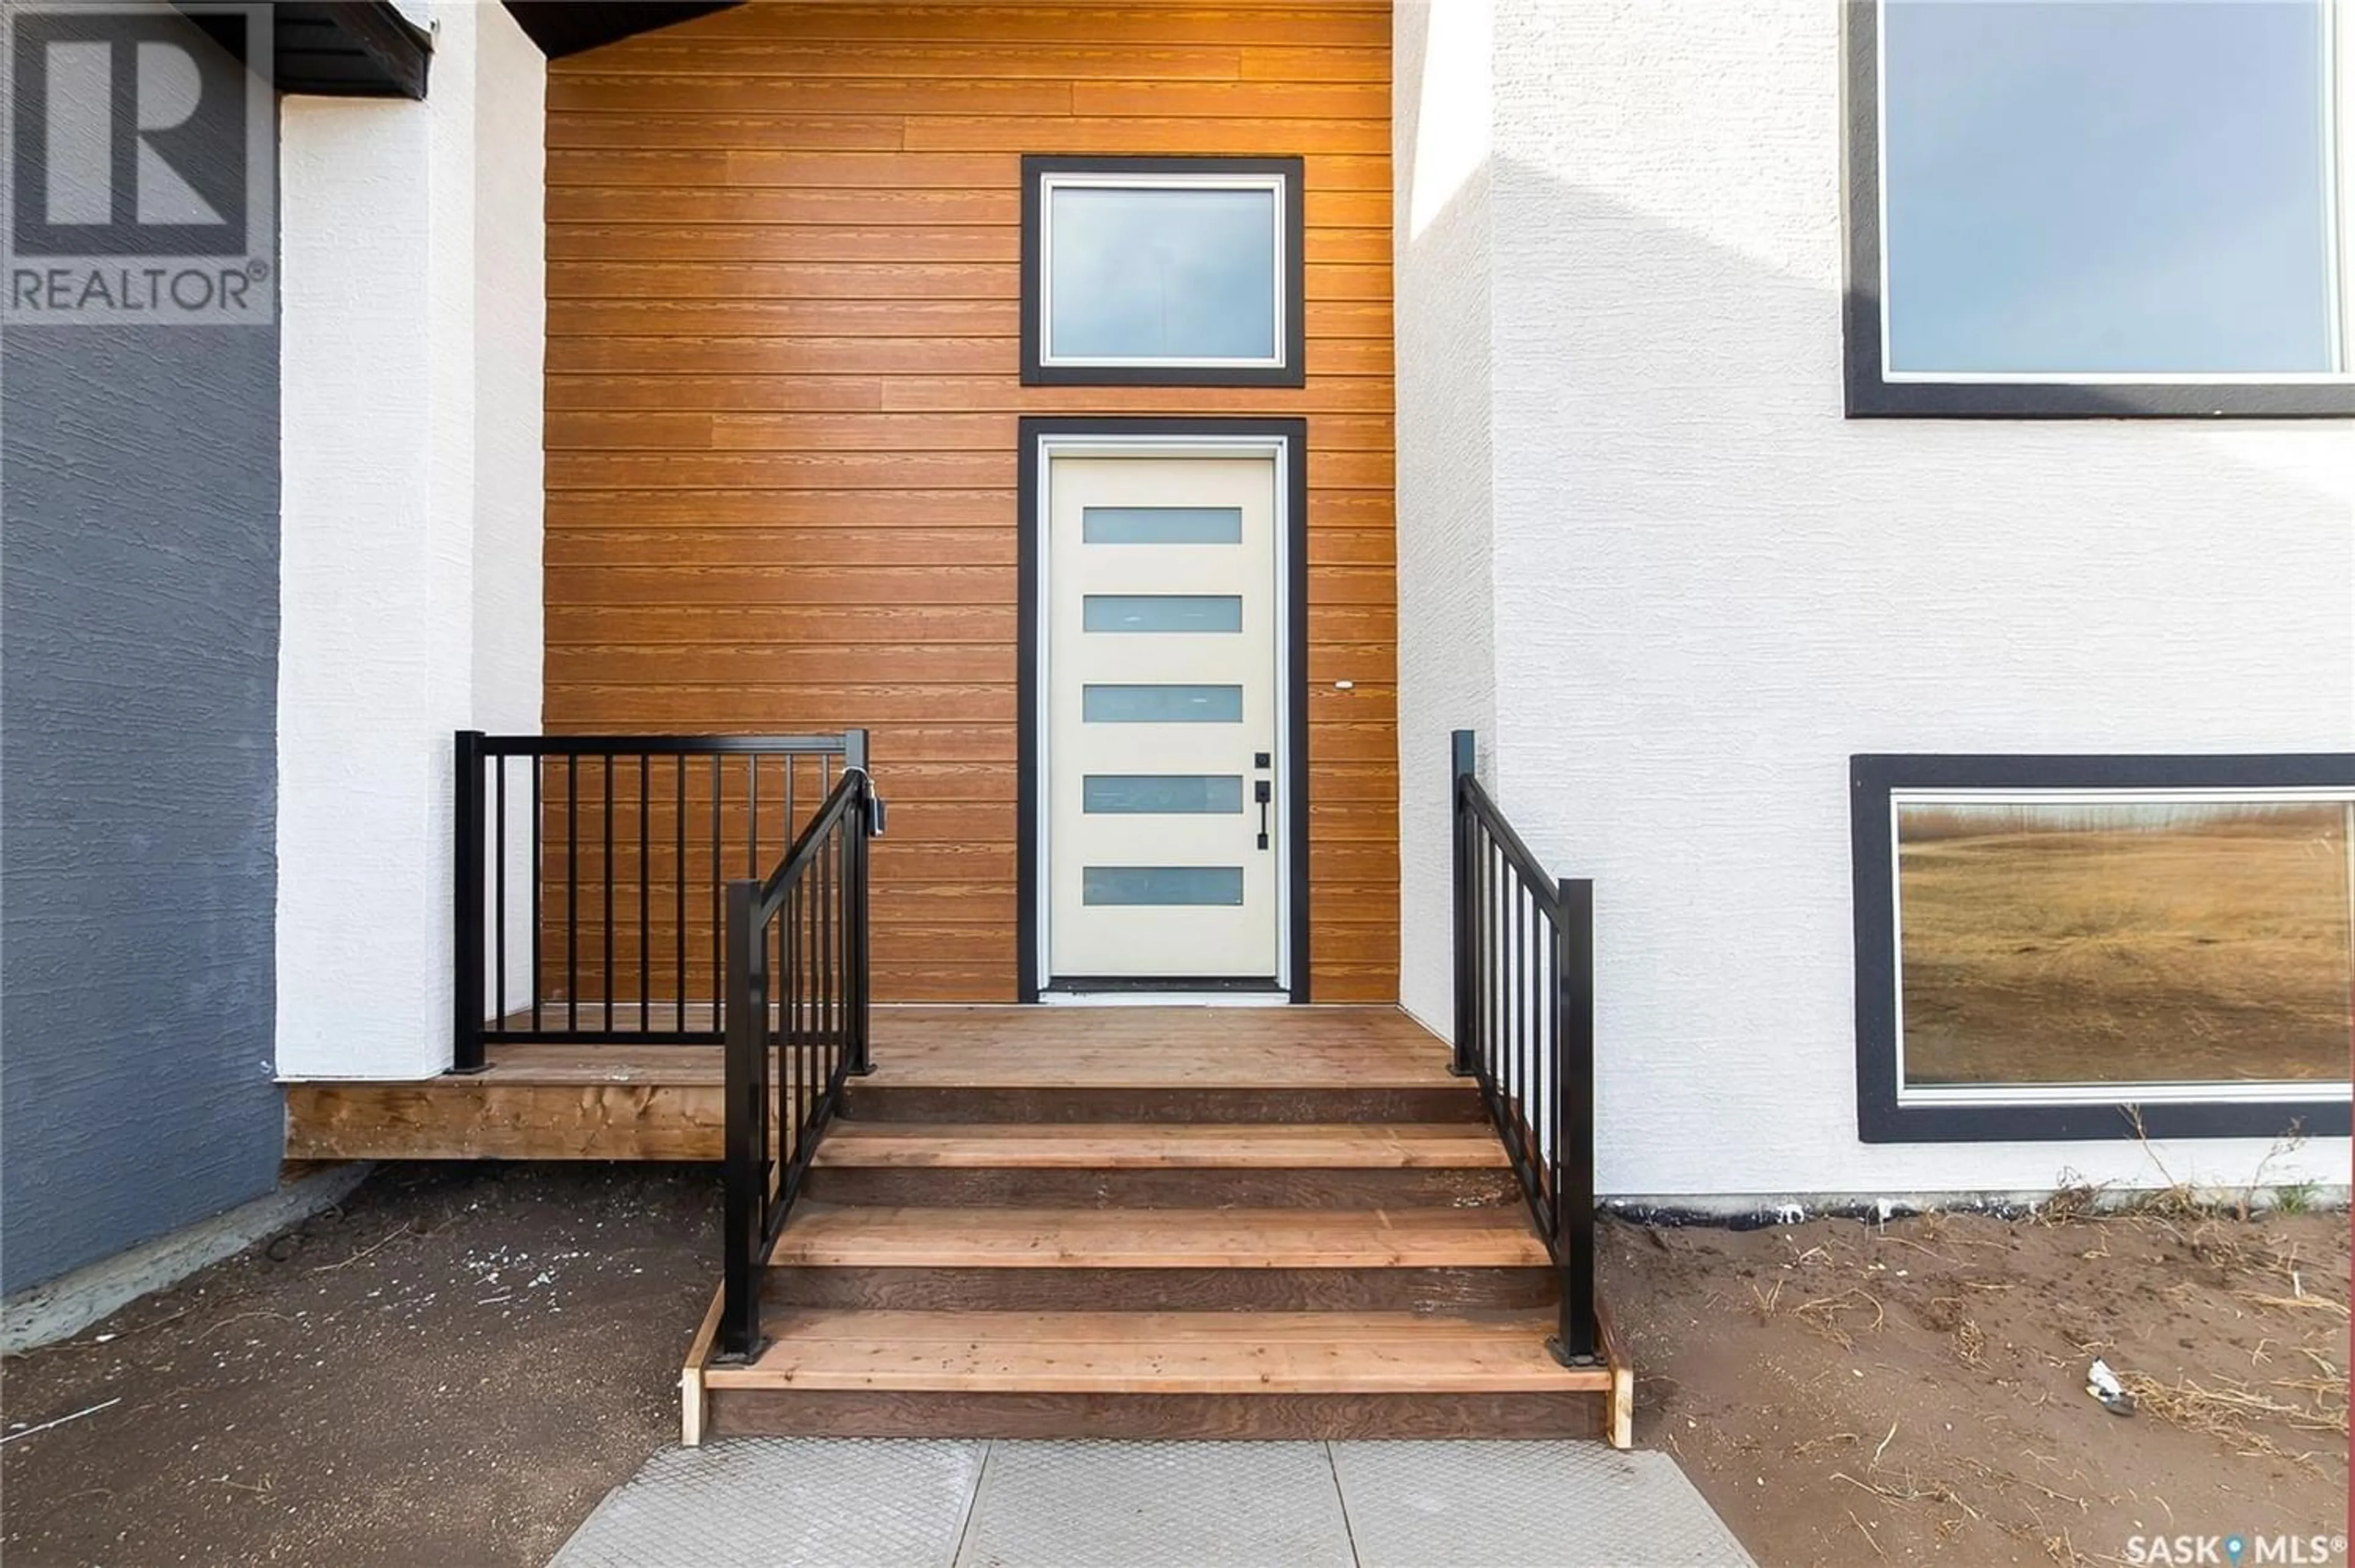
[767,1204,1552,1270]
[706,1310,1610,1394]
[689,1291,1636,1444]
[841,1011,1479,1125]
[801,1123,1520,1207]
[698,1307,1621,1441]
[763,1263,1557,1313]
[812,1124,1511,1169]
[842,1084,1483,1125]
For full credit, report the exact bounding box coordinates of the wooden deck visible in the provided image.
[280,1005,1453,1162]
[284,1004,1629,1445]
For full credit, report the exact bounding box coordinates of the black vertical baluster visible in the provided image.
[1526,871,1545,1130]
[789,873,803,1153]
[640,754,650,1034]
[1473,826,1487,1081]
[783,757,796,868]
[1555,876,1598,1364]
[675,755,687,1032]
[1486,837,1501,1088]
[531,754,543,1030]
[1506,871,1520,1125]
[718,878,766,1360]
[830,822,844,1092]
[1506,869,1520,1118]
[710,755,722,1031]
[454,732,488,1072]
[1488,843,1507,1087]
[800,868,813,1150]
[494,753,507,1034]
[846,759,873,1078]
[1546,893,1561,1212]
[603,755,615,1034]
[819,799,835,1063]
[566,754,579,1032]
[749,755,760,880]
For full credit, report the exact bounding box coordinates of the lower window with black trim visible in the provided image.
[1851,754,2354,1142]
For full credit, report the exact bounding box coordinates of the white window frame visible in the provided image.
[1033,166,1293,375]
[1887,786,2355,1111]
[1846,0,2355,415]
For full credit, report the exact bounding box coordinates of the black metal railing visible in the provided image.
[452,730,867,1071]
[716,761,878,1361]
[1450,729,1598,1364]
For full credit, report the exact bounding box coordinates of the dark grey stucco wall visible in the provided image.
[2,321,282,1294]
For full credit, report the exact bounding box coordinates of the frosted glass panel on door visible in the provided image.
[1081,507,1244,545]
[1084,776,1246,815]
[1083,595,1243,634]
[1082,684,1244,723]
[1047,185,1278,362]
[1083,866,1247,906]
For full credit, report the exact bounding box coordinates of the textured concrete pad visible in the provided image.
[550,1437,1753,1567]
[548,1437,986,1568]
[954,1440,1354,1568]
[1330,1440,1756,1567]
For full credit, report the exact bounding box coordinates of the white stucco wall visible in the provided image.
[1393,0,1499,1028]
[278,1,545,1078]
[472,4,546,1009]
[1398,0,2355,1199]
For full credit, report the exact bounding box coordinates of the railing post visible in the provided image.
[1449,729,1478,1076]
[1550,875,1598,1364]
[718,877,770,1361]
[842,729,874,1076]
[452,730,488,1074]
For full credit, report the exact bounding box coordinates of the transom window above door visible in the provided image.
[1021,155,1306,387]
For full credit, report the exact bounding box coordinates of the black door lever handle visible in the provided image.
[1254,779,1271,849]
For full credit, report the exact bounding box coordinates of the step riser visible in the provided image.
[706,1388,1603,1441]
[841,1087,1487,1125]
[800,1166,1522,1209]
[765,1265,1558,1312]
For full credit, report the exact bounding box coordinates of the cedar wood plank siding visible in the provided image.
[543,1,1398,1003]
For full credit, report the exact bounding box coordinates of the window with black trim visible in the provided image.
[1020,155,1305,388]
[1851,754,2355,1143]
[1843,0,2354,418]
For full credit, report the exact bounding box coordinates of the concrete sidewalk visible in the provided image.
[550,1437,1755,1567]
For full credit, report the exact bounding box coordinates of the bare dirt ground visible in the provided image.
[1608,1201,2350,1567]
[2,1163,2346,1568]
[1,1163,718,1568]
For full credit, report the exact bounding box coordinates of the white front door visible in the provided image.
[1043,452,1284,985]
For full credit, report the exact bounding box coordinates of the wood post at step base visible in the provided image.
[679,1285,724,1447]
[1596,1288,1634,1451]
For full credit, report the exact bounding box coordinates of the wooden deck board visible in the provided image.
[703,1308,1611,1395]
[812,1123,1509,1169]
[283,1006,1452,1160]
[767,1203,1550,1269]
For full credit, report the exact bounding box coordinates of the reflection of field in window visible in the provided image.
[1896,801,2354,1088]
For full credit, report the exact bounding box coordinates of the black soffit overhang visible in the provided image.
[503,1,746,60]
[175,2,745,102]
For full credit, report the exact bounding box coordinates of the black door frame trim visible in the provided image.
[1020,155,1308,389]
[1841,0,2354,420]
[1851,751,2355,1142]
[1016,416,1313,1004]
